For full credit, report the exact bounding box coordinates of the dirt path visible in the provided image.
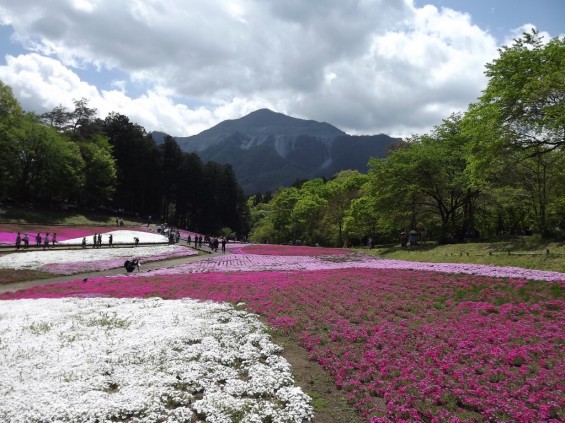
[0,252,219,295]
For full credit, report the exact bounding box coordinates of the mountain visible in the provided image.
[152,109,399,194]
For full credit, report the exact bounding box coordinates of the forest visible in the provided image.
[1,31,563,246]
[247,31,564,246]
[0,86,248,237]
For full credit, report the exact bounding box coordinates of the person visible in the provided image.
[23,233,29,249]
[221,237,226,252]
[134,237,139,246]
[194,236,198,248]
[198,236,202,249]
[92,234,97,248]
[108,234,113,247]
[15,233,21,250]
[52,233,57,246]
[124,258,140,273]
[420,229,427,245]
[400,231,408,248]
[43,233,50,250]
[35,233,42,247]
[409,229,417,247]
[82,237,87,248]
[97,233,102,247]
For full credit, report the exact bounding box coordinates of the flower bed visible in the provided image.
[0,297,312,422]
[235,244,351,256]
[0,226,154,244]
[3,268,563,421]
[0,244,197,275]
[142,253,565,282]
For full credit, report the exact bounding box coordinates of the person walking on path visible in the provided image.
[221,237,226,252]
[35,233,42,247]
[108,234,113,247]
[23,233,29,249]
[43,233,50,250]
[15,233,21,250]
[97,233,102,248]
[92,234,97,248]
[52,233,57,246]
[82,237,87,248]
[134,237,139,247]
[187,235,191,246]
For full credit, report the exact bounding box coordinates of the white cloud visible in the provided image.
[0,0,504,137]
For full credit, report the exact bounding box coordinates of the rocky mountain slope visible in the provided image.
[152,109,398,194]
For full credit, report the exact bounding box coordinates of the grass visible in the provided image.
[0,268,55,285]
[363,236,565,273]
[0,205,141,226]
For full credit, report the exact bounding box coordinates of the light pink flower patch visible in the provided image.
[141,253,565,282]
[40,247,197,275]
[234,244,351,256]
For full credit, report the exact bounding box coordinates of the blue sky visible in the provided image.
[0,0,562,137]
[417,0,564,40]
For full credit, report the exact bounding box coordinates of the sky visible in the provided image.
[0,0,562,138]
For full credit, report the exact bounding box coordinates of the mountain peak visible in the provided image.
[176,109,346,152]
[152,109,398,194]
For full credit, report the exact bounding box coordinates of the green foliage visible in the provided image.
[248,170,368,246]
[0,85,248,237]
[368,114,481,243]
[464,31,565,236]
[477,30,564,153]
[10,113,85,203]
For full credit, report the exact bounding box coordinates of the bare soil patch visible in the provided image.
[270,329,364,423]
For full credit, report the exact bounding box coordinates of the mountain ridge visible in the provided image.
[152,109,399,193]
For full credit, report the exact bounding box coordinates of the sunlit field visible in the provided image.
[1,229,563,422]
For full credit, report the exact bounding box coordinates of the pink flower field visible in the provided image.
[2,245,564,422]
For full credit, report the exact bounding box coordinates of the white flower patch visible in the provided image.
[0,298,313,422]
[0,244,194,273]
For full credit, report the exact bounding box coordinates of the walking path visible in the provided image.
[0,251,219,295]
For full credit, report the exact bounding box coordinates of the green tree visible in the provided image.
[159,135,183,220]
[369,115,480,243]
[102,112,161,215]
[322,170,368,246]
[11,113,84,203]
[0,81,24,198]
[464,31,565,236]
[270,187,300,243]
[291,193,327,245]
[466,30,564,158]
[77,134,117,206]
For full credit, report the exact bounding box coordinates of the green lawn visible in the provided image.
[362,236,565,273]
